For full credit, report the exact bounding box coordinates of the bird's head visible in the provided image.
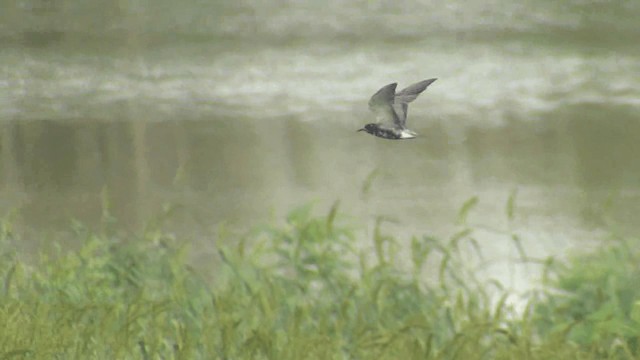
[357,124,377,134]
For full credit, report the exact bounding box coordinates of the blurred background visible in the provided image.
[1,0,639,288]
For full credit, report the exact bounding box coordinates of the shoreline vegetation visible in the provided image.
[0,201,639,359]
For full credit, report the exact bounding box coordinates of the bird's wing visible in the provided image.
[393,78,437,125]
[368,82,401,126]
[391,103,408,127]
[395,79,437,103]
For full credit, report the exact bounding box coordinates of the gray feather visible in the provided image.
[393,78,436,125]
[368,83,400,126]
[368,82,397,110]
[395,78,437,104]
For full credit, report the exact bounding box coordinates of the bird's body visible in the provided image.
[360,123,418,140]
[358,78,437,140]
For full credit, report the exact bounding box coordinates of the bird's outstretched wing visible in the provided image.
[393,78,437,126]
[368,83,400,126]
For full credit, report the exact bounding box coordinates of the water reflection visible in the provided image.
[2,100,639,241]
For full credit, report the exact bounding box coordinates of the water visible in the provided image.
[2,0,640,290]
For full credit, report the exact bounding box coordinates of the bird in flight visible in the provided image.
[358,78,437,140]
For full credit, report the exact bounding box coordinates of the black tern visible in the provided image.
[358,78,437,140]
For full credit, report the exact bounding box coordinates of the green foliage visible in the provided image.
[534,237,640,358]
[0,201,638,359]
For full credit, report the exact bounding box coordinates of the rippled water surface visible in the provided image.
[2,0,640,289]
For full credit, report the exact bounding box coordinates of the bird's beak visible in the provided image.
[357,128,365,132]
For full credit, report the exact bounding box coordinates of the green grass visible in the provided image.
[0,202,639,359]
